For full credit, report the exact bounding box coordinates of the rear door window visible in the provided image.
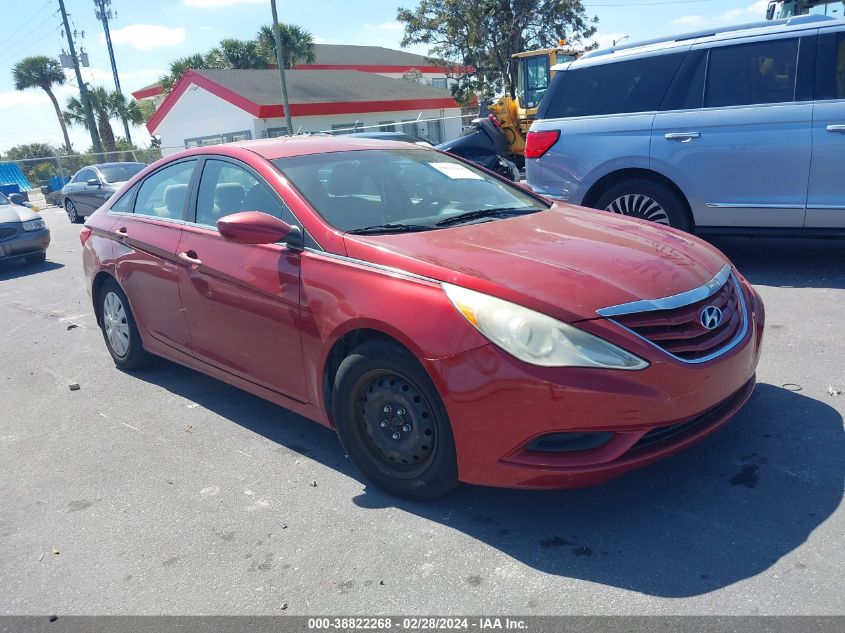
[704,38,799,107]
[539,53,685,119]
[816,30,845,100]
[133,160,196,220]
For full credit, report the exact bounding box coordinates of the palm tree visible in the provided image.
[64,86,125,152]
[257,23,316,69]
[12,56,73,152]
[107,91,144,133]
[160,53,213,93]
[209,39,268,70]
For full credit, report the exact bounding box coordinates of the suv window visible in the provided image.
[705,38,799,107]
[133,160,196,220]
[539,53,685,119]
[816,31,845,100]
[195,159,291,228]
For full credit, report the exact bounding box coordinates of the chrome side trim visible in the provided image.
[303,248,439,284]
[596,264,731,317]
[807,204,845,210]
[603,274,750,365]
[705,202,804,209]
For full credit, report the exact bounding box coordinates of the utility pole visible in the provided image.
[94,0,131,142]
[270,0,294,135]
[58,0,102,153]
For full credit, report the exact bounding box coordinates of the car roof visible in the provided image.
[555,15,843,70]
[186,135,425,160]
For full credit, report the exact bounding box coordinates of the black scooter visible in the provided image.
[436,115,520,181]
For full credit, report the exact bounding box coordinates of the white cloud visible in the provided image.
[0,90,47,110]
[105,24,186,51]
[183,0,265,7]
[672,1,769,29]
[313,35,327,44]
[363,21,403,32]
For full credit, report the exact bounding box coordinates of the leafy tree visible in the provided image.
[401,68,425,83]
[4,142,58,161]
[160,53,218,93]
[11,56,73,152]
[4,142,61,187]
[209,38,269,70]
[256,23,316,69]
[397,0,597,102]
[64,87,143,155]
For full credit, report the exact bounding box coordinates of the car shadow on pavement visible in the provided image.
[0,259,64,282]
[708,237,845,289]
[132,360,844,598]
[353,383,844,598]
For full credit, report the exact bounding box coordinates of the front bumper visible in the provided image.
[0,228,50,260]
[422,282,765,489]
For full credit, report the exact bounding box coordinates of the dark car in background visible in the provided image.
[0,191,50,264]
[62,162,146,223]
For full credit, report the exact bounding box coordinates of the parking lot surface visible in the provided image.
[1,208,843,615]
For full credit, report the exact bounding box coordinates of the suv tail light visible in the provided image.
[524,130,560,158]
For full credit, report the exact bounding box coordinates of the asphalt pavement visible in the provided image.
[1,207,843,615]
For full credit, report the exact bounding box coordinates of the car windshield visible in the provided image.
[98,163,145,183]
[273,149,547,233]
[0,192,9,205]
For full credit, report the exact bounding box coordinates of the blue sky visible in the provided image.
[0,0,769,153]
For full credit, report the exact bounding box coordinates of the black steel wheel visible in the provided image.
[332,340,458,500]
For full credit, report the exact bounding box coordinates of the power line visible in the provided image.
[0,13,61,59]
[0,0,53,42]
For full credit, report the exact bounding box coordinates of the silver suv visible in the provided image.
[526,15,845,233]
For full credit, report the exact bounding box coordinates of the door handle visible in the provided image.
[178,251,202,267]
[115,227,128,239]
[826,125,845,134]
[665,132,701,142]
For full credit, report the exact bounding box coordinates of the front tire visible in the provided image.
[65,198,82,224]
[25,252,47,264]
[98,278,153,370]
[332,340,459,501]
[593,179,691,232]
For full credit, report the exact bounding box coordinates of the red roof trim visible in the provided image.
[147,71,460,133]
[132,84,164,99]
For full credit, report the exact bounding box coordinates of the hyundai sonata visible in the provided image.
[82,137,764,500]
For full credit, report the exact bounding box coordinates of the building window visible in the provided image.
[267,127,288,138]
[401,120,418,137]
[378,121,396,132]
[183,131,252,148]
[431,78,447,90]
[331,122,363,135]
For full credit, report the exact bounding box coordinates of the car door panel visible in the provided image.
[806,28,845,228]
[652,35,811,228]
[113,218,191,350]
[176,157,307,402]
[177,226,307,401]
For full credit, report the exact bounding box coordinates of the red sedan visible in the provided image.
[82,137,764,500]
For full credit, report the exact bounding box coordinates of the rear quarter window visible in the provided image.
[538,53,685,119]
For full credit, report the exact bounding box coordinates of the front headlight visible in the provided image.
[442,283,648,370]
[22,218,45,232]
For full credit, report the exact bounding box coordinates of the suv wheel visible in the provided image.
[593,179,691,232]
[65,199,82,224]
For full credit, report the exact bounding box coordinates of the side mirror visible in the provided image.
[217,211,298,246]
[8,193,26,206]
[86,178,101,187]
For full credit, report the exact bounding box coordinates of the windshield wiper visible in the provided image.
[346,222,436,235]
[434,206,542,227]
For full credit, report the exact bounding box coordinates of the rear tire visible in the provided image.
[65,199,82,224]
[593,179,691,232]
[332,340,459,501]
[98,278,153,370]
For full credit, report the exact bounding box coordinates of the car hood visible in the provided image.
[342,204,729,323]
[0,203,40,224]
